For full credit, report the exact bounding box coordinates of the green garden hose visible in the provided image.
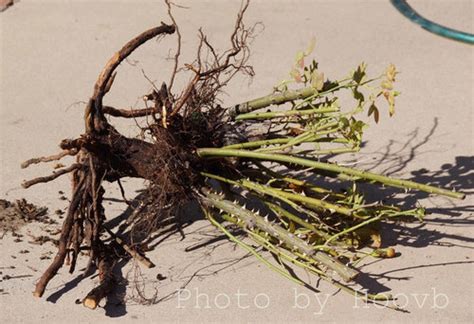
[391,0,474,44]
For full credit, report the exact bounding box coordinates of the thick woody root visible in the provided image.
[30,129,174,298]
[32,157,104,297]
[82,243,117,310]
[33,172,85,297]
[28,110,198,300]
[25,21,179,298]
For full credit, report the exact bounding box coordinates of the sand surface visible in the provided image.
[0,0,473,323]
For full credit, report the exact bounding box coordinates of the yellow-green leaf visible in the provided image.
[310,70,324,90]
[295,51,305,69]
[370,232,382,248]
[304,37,316,56]
[385,63,397,82]
[290,68,302,83]
[384,91,396,116]
[381,80,393,90]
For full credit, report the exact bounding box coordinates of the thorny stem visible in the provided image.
[235,106,339,121]
[202,172,353,216]
[197,148,465,199]
[227,212,397,304]
[264,202,331,240]
[227,83,342,118]
[202,206,305,286]
[236,222,396,305]
[202,192,358,281]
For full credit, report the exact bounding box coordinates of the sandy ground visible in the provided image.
[0,0,473,323]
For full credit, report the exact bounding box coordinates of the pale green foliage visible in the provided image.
[196,40,463,308]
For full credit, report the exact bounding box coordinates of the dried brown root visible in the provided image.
[21,149,78,169]
[85,22,176,134]
[102,106,157,118]
[34,174,85,297]
[102,82,172,119]
[167,0,254,119]
[22,164,81,189]
[31,23,177,299]
[82,243,117,309]
[104,227,155,269]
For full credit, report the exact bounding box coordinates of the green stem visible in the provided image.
[202,193,358,281]
[324,209,419,245]
[265,201,331,240]
[197,148,465,200]
[256,132,314,153]
[252,161,345,199]
[314,121,339,132]
[249,231,393,303]
[223,136,348,150]
[254,128,343,153]
[227,75,384,119]
[262,185,353,216]
[224,138,295,149]
[202,172,353,216]
[235,107,339,121]
[289,147,359,156]
[227,82,351,118]
[203,194,395,303]
[325,215,381,246]
[203,206,304,286]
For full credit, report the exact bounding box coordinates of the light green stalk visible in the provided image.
[202,172,353,216]
[324,209,421,245]
[235,106,339,121]
[245,224,394,303]
[223,135,348,150]
[264,201,330,240]
[203,206,304,286]
[226,81,352,118]
[201,193,358,281]
[197,148,465,200]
